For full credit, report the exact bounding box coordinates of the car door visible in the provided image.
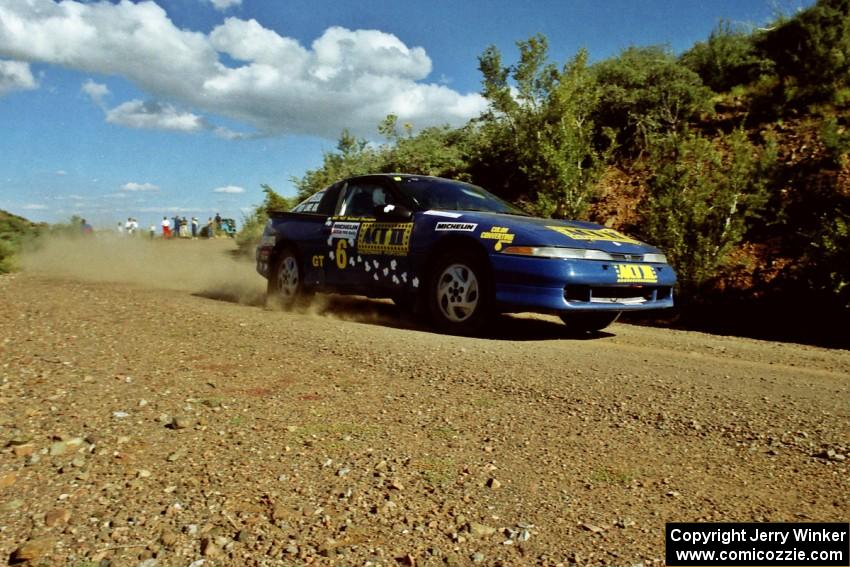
[324,178,413,294]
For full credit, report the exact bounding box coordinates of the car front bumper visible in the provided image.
[490,254,676,313]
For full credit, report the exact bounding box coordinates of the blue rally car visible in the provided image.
[256,174,675,334]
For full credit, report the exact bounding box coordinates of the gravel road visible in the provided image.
[1,238,848,566]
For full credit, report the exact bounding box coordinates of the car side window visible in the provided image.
[317,183,342,216]
[338,182,394,217]
[291,189,326,213]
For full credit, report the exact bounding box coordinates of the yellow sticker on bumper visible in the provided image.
[614,264,658,283]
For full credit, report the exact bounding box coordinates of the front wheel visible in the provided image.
[560,311,621,333]
[427,251,491,334]
[267,247,306,309]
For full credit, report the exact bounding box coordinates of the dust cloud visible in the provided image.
[21,235,266,306]
[20,234,417,327]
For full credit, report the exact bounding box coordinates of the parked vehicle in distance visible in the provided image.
[220,218,237,237]
[256,174,676,334]
[201,218,237,238]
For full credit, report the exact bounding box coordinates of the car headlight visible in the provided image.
[501,246,616,261]
[642,253,668,264]
[502,246,669,264]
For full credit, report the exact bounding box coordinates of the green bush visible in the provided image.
[0,209,43,272]
[235,185,296,256]
[820,117,850,167]
[0,238,17,273]
[592,46,714,154]
[808,212,850,308]
[378,120,478,181]
[292,129,382,201]
[680,20,774,93]
[638,128,774,294]
[477,36,605,217]
[756,0,850,103]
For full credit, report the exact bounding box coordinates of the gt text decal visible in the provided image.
[435,222,477,232]
[614,264,658,283]
[480,226,515,251]
[547,226,640,244]
[357,222,413,256]
[311,255,324,267]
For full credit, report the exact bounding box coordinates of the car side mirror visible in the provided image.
[374,203,413,221]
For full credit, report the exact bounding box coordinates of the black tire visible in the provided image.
[427,250,491,334]
[266,247,306,309]
[559,311,621,333]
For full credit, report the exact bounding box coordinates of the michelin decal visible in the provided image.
[435,222,477,232]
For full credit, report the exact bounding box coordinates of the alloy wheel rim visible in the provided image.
[437,263,479,323]
[277,256,299,299]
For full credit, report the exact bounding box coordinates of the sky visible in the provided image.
[0,0,812,228]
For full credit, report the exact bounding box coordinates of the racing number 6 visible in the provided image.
[335,239,347,270]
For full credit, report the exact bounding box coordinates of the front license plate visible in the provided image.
[613,264,658,283]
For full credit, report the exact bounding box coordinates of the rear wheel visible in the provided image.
[267,247,306,309]
[560,311,621,333]
[427,250,491,334]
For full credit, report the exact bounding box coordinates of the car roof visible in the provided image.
[347,173,446,183]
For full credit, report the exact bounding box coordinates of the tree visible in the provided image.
[292,129,380,200]
[808,211,850,309]
[755,0,850,102]
[638,128,775,294]
[680,20,774,92]
[592,46,714,154]
[260,184,292,213]
[477,35,605,217]
[235,185,297,256]
[380,123,479,180]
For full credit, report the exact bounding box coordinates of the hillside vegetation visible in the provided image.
[0,209,43,273]
[246,0,849,346]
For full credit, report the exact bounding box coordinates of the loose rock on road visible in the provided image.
[1,246,848,565]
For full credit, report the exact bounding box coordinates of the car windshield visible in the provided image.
[395,177,528,215]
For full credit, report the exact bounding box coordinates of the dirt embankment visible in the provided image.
[0,237,848,566]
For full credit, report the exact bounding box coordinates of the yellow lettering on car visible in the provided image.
[312,255,324,268]
[357,222,413,256]
[335,239,348,269]
[614,264,657,283]
[480,226,515,251]
[547,226,641,244]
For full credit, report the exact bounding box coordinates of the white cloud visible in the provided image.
[81,79,109,106]
[56,170,67,176]
[212,185,245,194]
[213,126,260,140]
[22,203,48,210]
[0,59,37,95]
[106,100,206,132]
[83,79,209,134]
[209,0,242,11]
[0,1,486,138]
[121,182,160,192]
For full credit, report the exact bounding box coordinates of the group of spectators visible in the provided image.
[84,213,233,239]
[159,213,223,239]
[104,213,228,239]
[117,218,141,236]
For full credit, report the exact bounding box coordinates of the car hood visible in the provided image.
[422,210,662,255]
